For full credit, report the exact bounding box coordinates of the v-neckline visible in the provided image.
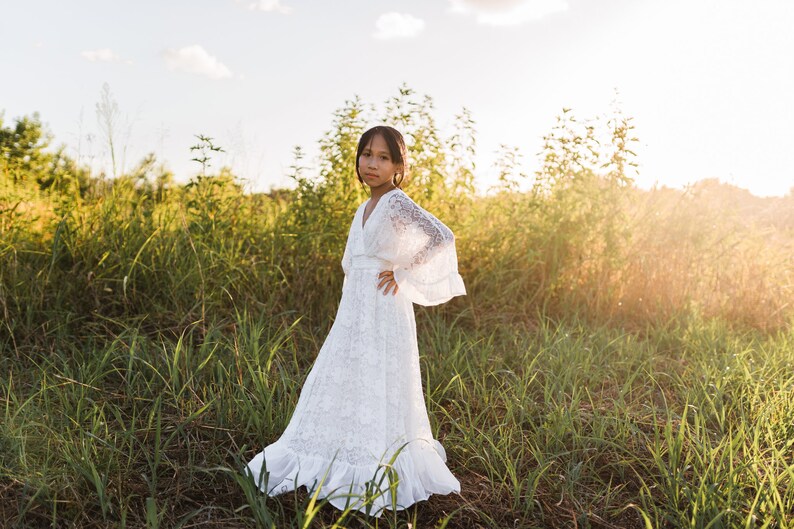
[361,188,398,230]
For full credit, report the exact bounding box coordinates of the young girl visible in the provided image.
[245,125,466,517]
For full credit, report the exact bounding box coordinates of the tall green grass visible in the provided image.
[2,311,792,527]
[3,90,791,344]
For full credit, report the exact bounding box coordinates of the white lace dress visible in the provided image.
[244,188,466,517]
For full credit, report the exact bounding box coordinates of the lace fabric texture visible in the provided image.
[346,189,466,306]
[245,189,466,517]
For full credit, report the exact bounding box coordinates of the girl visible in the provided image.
[245,125,466,518]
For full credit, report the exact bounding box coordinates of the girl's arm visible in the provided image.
[341,217,354,287]
[383,193,466,306]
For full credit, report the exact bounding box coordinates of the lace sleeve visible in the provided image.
[384,192,466,306]
[342,236,352,275]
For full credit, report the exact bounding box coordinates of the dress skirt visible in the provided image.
[244,255,461,517]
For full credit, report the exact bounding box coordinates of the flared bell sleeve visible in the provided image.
[379,191,466,306]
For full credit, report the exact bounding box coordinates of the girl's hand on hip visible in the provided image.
[377,270,399,296]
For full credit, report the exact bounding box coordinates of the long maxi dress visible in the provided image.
[244,187,467,517]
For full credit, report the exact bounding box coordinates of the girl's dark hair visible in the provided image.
[355,126,408,189]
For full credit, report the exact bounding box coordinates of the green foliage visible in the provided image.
[0,111,53,185]
[189,133,226,178]
[533,106,638,313]
[95,82,123,179]
[0,111,90,197]
[1,310,792,527]
[383,84,449,203]
[2,85,792,343]
[460,105,642,327]
[447,106,477,197]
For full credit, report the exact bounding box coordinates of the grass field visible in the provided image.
[2,99,793,527]
[2,309,793,528]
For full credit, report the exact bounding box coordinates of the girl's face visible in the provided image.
[358,133,401,192]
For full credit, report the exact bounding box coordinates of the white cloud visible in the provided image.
[247,0,292,14]
[81,48,122,62]
[373,12,426,39]
[448,0,569,25]
[161,45,233,80]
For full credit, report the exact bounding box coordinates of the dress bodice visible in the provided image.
[341,188,466,306]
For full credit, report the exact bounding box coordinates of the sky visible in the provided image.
[2,0,793,197]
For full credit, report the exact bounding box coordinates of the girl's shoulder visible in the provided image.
[356,187,413,213]
[385,188,440,221]
[384,188,421,217]
[361,187,411,208]
[385,187,411,205]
